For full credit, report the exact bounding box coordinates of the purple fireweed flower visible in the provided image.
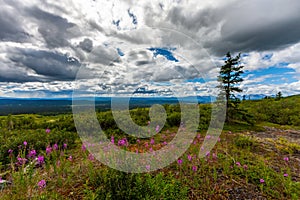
[188,154,192,161]
[136,139,140,144]
[118,138,128,147]
[8,149,13,154]
[205,135,211,140]
[149,147,153,152]
[28,149,37,158]
[145,142,149,148]
[284,173,288,177]
[177,159,183,165]
[192,166,197,172]
[284,157,289,162]
[68,155,73,161]
[260,179,265,183]
[218,137,221,142]
[81,144,86,151]
[111,136,115,144]
[88,153,94,161]
[163,141,167,145]
[243,164,248,170]
[23,141,27,146]
[37,155,44,165]
[63,143,67,149]
[150,138,155,145]
[236,162,241,167]
[197,134,201,139]
[17,156,27,165]
[146,165,150,171]
[46,146,52,155]
[53,143,58,151]
[205,151,210,157]
[45,128,51,133]
[38,179,46,189]
[155,125,160,133]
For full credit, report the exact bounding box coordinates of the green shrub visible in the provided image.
[88,168,189,200]
[234,135,256,149]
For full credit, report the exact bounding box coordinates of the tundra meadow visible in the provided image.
[1,97,300,199]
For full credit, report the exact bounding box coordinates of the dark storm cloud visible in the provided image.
[27,7,79,48]
[0,5,29,42]
[9,48,81,81]
[167,0,300,56]
[167,6,218,31]
[0,63,40,82]
[78,38,93,52]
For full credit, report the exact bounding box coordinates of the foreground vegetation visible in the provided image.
[0,95,299,199]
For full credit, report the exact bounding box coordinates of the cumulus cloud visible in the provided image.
[0,0,299,97]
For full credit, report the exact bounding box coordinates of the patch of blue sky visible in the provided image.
[241,53,250,57]
[184,77,206,83]
[112,19,121,29]
[264,76,295,84]
[148,47,179,62]
[151,82,173,86]
[243,64,292,77]
[127,9,137,25]
[117,48,124,56]
[262,53,273,60]
[243,64,297,85]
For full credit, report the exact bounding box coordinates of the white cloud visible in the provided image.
[0,0,300,97]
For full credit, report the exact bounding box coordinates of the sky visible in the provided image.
[0,0,300,98]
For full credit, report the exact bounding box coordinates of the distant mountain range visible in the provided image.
[0,96,214,115]
[0,94,276,115]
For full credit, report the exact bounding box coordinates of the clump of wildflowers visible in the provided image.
[192,166,197,172]
[37,155,44,165]
[38,179,46,190]
[28,149,37,159]
[46,146,52,155]
[118,138,128,147]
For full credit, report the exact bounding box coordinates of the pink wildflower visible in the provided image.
[38,179,46,189]
[188,154,192,161]
[68,155,73,161]
[155,125,160,133]
[177,159,183,165]
[192,166,197,172]
[150,138,155,145]
[37,155,44,165]
[46,146,52,155]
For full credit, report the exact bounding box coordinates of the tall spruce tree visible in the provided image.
[218,52,244,122]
